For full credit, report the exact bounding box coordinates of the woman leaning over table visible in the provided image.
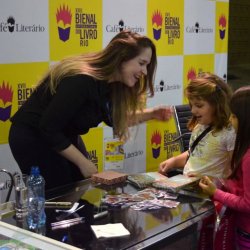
[8,30,172,190]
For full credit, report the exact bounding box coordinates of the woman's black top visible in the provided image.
[10,74,112,151]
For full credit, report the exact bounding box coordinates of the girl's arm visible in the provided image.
[159,151,189,175]
[200,153,250,213]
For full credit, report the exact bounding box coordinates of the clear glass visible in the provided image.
[14,174,28,219]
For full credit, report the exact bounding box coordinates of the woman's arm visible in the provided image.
[128,106,173,126]
[59,144,97,178]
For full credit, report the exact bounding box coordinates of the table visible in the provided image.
[3,178,215,250]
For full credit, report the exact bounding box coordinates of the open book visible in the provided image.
[128,172,200,192]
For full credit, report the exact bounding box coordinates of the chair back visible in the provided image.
[173,104,192,152]
[0,169,14,203]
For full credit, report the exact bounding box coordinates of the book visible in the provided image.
[128,172,199,193]
[91,223,130,239]
[91,171,127,185]
[127,173,155,189]
[152,173,200,192]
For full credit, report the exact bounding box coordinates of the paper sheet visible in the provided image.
[91,223,130,239]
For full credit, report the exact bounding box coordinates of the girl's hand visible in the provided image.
[159,157,176,175]
[187,172,202,178]
[199,176,217,196]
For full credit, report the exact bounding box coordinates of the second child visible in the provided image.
[200,86,250,250]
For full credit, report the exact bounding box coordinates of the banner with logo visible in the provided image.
[215,2,229,53]
[0,0,49,64]
[0,63,49,144]
[123,124,146,173]
[81,127,104,172]
[102,0,147,46]
[49,0,102,61]
[147,56,183,108]
[0,0,230,179]
[215,53,228,80]
[184,0,215,55]
[146,118,181,172]
[147,0,184,56]
[183,54,215,103]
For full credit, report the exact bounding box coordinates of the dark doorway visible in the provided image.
[228,0,250,91]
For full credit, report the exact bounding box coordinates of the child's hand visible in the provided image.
[158,160,171,174]
[159,157,175,175]
[199,176,217,196]
[187,172,202,178]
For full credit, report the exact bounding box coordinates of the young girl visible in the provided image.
[200,86,250,250]
[159,72,236,179]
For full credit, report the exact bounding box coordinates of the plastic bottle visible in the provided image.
[27,166,46,230]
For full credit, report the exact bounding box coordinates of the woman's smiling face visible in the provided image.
[117,47,152,87]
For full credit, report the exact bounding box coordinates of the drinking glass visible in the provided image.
[14,174,28,219]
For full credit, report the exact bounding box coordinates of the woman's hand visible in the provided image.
[151,105,173,121]
[59,144,97,179]
[129,106,172,126]
[199,176,217,196]
[78,159,98,178]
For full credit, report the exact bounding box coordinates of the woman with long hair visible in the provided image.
[9,30,172,190]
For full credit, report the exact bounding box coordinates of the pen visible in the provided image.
[56,204,85,220]
[45,202,72,208]
[94,210,108,220]
[51,217,85,230]
[61,235,68,243]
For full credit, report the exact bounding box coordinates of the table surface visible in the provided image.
[3,178,215,250]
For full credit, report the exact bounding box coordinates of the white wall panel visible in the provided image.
[0,0,49,63]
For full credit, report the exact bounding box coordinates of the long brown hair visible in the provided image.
[229,86,250,178]
[185,72,232,131]
[38,30,157,140]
